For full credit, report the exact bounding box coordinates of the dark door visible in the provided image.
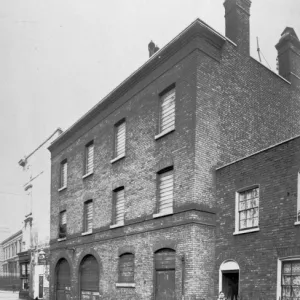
[56,259,70,300]
[39,275,43,298]
[222,272,239,300]
[155,249,176,300]
[80,255,99,300]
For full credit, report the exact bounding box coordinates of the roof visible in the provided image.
[0,230,22,245]
[48,18,227,154]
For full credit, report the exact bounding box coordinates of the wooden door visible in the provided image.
[155,249,176,300]
[80,255,99,300]
[56,259,70,300]
[39,275,43,298]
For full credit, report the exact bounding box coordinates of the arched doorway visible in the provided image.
[79,255,99,300]
[154,248,176,300]
[219,260,239,300]
[56,259,71,300]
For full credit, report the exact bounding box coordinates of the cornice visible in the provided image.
[48,19,226,155]
[1,230,22,246]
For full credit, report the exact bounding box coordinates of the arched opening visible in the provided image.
[79,255,99,300]
[219,260,239,300]
[55,258,71,300]
[154,248,176,300]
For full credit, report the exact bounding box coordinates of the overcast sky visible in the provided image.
[0,0,300,235]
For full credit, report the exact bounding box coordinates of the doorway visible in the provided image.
[38,275,43,299]
[56,259,71,300]
[222,272,239,300]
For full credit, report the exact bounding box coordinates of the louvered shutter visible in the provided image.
[85,201,93,232]
[119,253,134,283]
[115,122,126,157]
[160,89,175,133]
[85,143,94,174]
[159,170,174,214]
[115,189,125,224]
[61,162,67,187]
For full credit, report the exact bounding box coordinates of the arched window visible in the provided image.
[80,255,99,299]
[56,259,71,300]
[219,260,239,300]
[154,248,176,300]
[118,253,134,283]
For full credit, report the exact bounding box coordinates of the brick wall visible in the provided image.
[216,136,300,299]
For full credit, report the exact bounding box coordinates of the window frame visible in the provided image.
[83,141,94,177]
[234,185,260,235]
[117,253,135,284]
[153,166,174,218]
[155,84,176,140]
[59,159,68,191]
[111,119,126,163]
[59,210,67,239]
[110,187,125,228]
[83,200,93,234]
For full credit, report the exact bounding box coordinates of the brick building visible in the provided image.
[48,0,300,299]
[216,135,300,300]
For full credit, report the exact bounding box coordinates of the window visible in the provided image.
[112,188,125,226]
[59,210,67,238]
[60,160,67,189]
[84,141,94,175]
[281,260,300,299]
[234,187,259,234]
[159,86,175,134]
[118,253,134,283]
[156,168,174,216]
[84,200,93,233]
[114,120,126,159]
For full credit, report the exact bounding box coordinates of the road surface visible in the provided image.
[0,290,21,299]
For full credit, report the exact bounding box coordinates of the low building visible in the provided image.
[0,230,22,291]
[48,0,300,299]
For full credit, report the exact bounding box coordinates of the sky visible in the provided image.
[0,0,300,237]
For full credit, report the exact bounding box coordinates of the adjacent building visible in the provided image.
[48,0,300,299]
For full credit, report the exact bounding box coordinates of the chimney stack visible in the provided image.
[275,27,300,82]
[224,0,252,55]
[148,40,159,58]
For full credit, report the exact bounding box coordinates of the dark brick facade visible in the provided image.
[216,135,300,299]
[48,0,300,299]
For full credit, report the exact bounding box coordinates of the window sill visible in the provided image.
[110,222,124,229]
[82,172,93,179]
[110,154,125,164]
[116,283,135,288]
[58,186,67,192]
[81,231,93,236]
[57,237,66,242]
[233,228,259,235]
[154,127,175,140]
[153,210,173,219]
[295,221,300,226]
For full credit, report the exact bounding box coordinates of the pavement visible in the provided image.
[0,290,21,299]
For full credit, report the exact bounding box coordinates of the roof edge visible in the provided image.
[1,230,22,245]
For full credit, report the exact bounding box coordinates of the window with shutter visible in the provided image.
[159,87,175,133]
[59,210,67,238]
[60,160,67,188]
[114,188,125,225]
[84,200,93,233]
[119,253,134,283]
[115,121,126,158]
[85,142,94,175]
[158,169,174,214]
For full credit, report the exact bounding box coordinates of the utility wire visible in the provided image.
[260,50,271,70]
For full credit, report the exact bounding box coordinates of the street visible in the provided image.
[0,290,21,299]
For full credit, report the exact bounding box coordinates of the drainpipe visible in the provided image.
[181,255,185,300]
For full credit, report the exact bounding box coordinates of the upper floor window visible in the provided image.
[114,120,126,159]
[60,160,67,189]
[235,187,259,234]
[84,141,94,175]
[112,187,125,226]
[83,200,93,233]
[159,85,175,134]
[59,210,67,239]
[156,167,174,216]
[118,253,134,283]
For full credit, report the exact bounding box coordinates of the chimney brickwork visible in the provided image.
[224,0,251,56]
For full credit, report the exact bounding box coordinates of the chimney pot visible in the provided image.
[148,40,159,58]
